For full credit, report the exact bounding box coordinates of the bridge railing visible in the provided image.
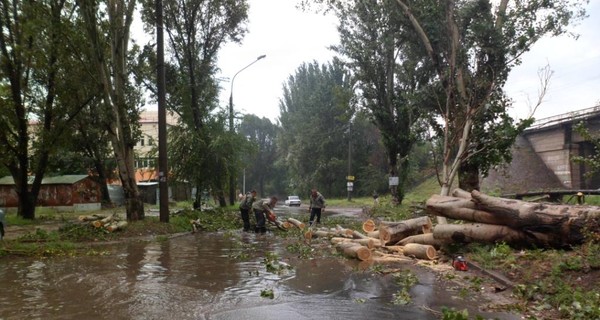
[527,105,600,131]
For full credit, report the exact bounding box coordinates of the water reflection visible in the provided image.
[0,231,519,320]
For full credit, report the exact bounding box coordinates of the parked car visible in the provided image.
[284,195,301,207]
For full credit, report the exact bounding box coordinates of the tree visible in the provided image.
[0,0,95,219]
[139,0,249,206]
[279,59,354,197]
[239,114,280,196]
[45,99,115,205]
[77,0,145,221]
[391,0,588,202]
[331,0,428,204]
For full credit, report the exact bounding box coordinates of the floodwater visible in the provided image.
[0,206,521,320]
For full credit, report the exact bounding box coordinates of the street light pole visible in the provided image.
[228,54,266,205]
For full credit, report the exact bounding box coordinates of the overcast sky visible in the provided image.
[216,1,600,123]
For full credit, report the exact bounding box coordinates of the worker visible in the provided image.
[252,196,278,233]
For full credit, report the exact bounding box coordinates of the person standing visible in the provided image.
[252,196,278,233]
[308,188,326,226]
[372,191,379,206]
[239,190,257,232]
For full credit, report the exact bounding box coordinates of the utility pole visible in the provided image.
[156,0,169,222]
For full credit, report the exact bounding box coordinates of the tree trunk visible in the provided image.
[426,189,600,246]
[432,223,553,247]
[379,216,432,246]
[398,233,444,248]
[287,218,305,230]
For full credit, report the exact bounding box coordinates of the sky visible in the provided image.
[216,0,600,124]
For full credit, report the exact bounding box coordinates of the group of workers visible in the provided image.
[238,189,326,233]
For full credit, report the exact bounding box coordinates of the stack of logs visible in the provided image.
[286,216,438,263]
[78,214,128,232]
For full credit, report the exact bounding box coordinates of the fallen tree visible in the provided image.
[426,189,600,247]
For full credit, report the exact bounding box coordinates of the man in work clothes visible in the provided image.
[239,190,257,232]
[252,196,278,233]
[308,189,326,226]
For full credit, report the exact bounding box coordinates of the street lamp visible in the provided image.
[228,54,266,205]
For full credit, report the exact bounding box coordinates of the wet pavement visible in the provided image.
[0,206,522,319]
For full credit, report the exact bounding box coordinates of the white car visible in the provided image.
[284,196,301,207]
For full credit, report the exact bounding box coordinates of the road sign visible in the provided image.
[389,176,399,186]
[347,182,354,187]
[346,175,355,181]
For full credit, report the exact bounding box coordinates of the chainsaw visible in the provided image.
[266,211,287,231]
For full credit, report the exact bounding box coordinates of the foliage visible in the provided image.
[262,251,293,275]
[0,0,103,219]
[138,0,250,206]
[239,115,283,196]
[572,122,600,179]
[391,269,419,305]
[440,308,484,320]
[332,0,426,204]
[278,58,356,197]
[260,288,275,299]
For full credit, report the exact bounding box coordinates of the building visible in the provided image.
[134,110,179,182]
[0,175,101,212]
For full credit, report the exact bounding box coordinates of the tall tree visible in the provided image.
[139,0,249,206]
[0,0,94,219]
[77,0,145,220]
[331,0,427,204]
[391,0,588,202]
[279,59,354,197]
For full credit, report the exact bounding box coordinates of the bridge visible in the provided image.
[482,105,600,196]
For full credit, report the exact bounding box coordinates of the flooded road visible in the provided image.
[0,206,521,319]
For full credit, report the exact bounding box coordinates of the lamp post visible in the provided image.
[228,54,266,205]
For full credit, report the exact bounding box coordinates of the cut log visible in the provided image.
[287,218,305,230]
[351,230,369,239]
[379,216,432,246]
[336,242,372,261]
[335,225,355,238]
[367,230,380,239]
[78,214,106,222]
[397,233,445,248]
[106,221,128,232]
[330,237,377,249]
[362,219,376,233]
[402,243,436,260]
